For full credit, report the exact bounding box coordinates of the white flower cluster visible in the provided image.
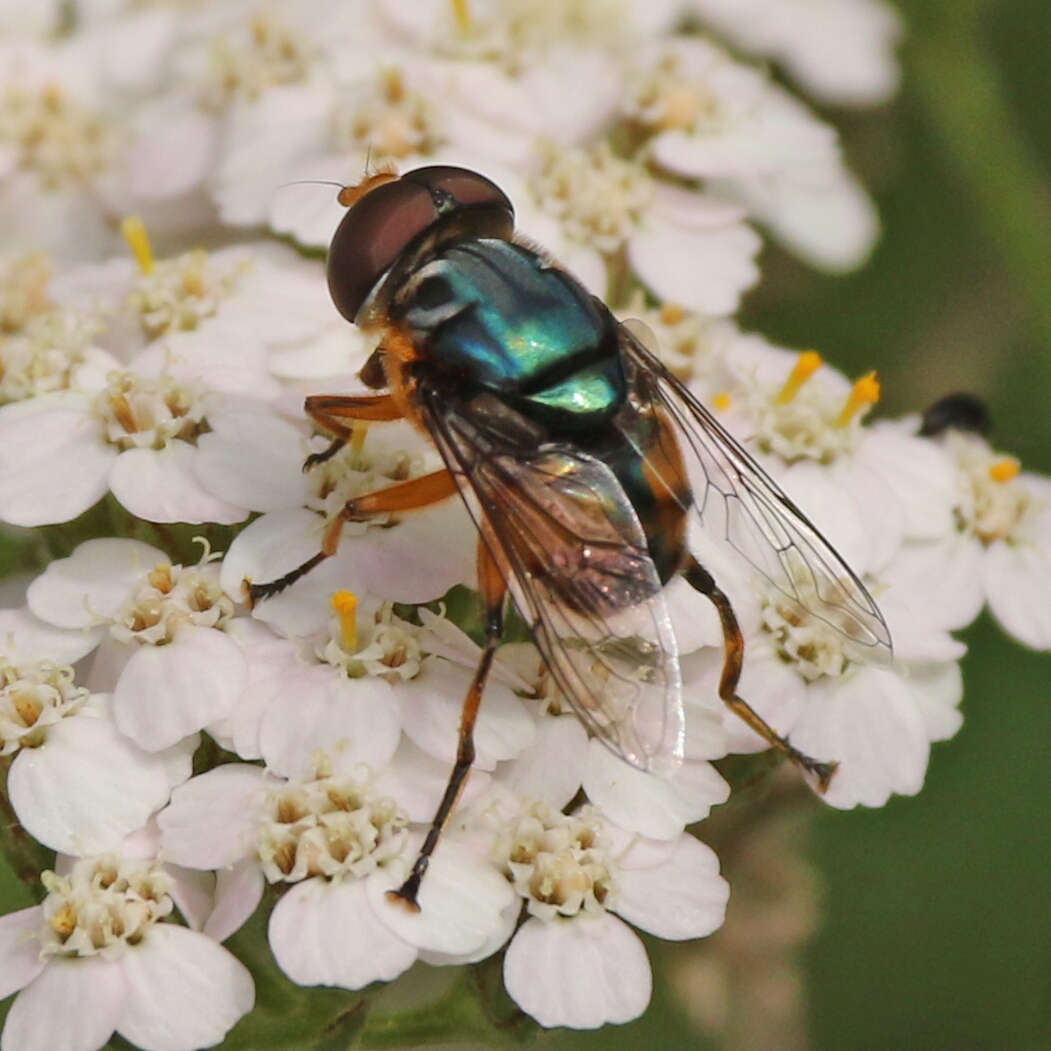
[0,1,1045,1048]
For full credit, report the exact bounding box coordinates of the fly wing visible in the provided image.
[419,386,684,774]
[618,321,893,661]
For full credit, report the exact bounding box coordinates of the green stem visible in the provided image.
[910,4,1051,362]
[0,765,53,901]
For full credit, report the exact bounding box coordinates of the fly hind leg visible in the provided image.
[683,557,838,791]
[387,537,507,910]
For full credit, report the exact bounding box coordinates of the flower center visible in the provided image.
[0,254,52,334]
[111,561,233,646]
[329,68,442,163]
[947,434,1031,544]
[94,371,208,451]
[529,142,653,254]
[0,82,112,188]
[0,661,87,753]
[316,595,425,682]
[761,581,859,681]
[748,353,879,465]
[492,803,615,920]
[38,857,173,958]
[258,767,407,883]
[202,13,315,108]
[626,55,721,134]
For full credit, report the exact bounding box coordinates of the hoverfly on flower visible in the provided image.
[248,165,892,909]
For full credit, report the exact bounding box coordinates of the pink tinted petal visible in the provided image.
[204,859,265,943]
[158,764,272,869]
[2,957,125,1051]
[113,626,247,750]
[615,834,729,940]
[269,878,416,989]
[492,715,586,810]
[27,538,166,629]
[109,442,247,525]
[0,906,45,999]
[165,865,216,932]
[8,716,175,855]
[0,398,115,526]
[503,914,651,1029]
[118,926,254,1051]
[0,607,101,664]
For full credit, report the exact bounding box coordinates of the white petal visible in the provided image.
[1,956,125,1051]
[269,878,416,989]
[583,742,729,838]
[791,666,930,808]
[615,834,729,940]
[157,764,272,869]
[258,666,401,779]
[194,410,310,512]
[204,859,265,943]
[165,864,215,933]
[503,914,651,1029]
[27,538,167,629]
[127,104,214,200]
[903,661,963,743]
[0,607,102,664]
[367,838,516,956]
[983,541,1051,650]
[117,925,254,1051]
[0,397,116,526]
[0,906,45,999]
[113,626,247,750]
[492,715,586,810]
[109,442,247,525]
[8,715,176,855]
[398,659,535,771]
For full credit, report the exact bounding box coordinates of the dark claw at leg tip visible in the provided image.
[811,760,839,793]
[385,887,421,913]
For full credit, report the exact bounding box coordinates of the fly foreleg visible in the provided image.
[683,556,838,790]
[302,393,405,470]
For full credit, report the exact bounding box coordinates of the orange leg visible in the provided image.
[389,537,508,910]
[683,557,838,791]
[246,468,457,606]
[303,394,405,470]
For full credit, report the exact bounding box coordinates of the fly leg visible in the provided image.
[683,556,838,790]
[245,467,456,605]
[302,393,405,470]
[388,537,506,911]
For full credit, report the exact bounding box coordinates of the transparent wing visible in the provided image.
[420,387,684,773]
[619,321,893,661]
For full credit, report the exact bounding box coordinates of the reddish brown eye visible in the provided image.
[326,166,514,323]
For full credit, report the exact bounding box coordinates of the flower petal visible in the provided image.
[269,878,417,989]
[502,914,651,1029]
[0,906,46,999]
[204,859,265,943]
[117,925,254,1051]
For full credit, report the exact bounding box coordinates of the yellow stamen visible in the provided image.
[835,371,880,428]
[351,421,368,454]
[775,351,823,405]
[120,216,154,276]
[12,691,42,727]
[990,457,1020,483]
[147,563,173,593]
[712,392,731,412]
[49,903,77,938]
[659,302,685,325]
[331,590,358,651]
[450,0,472,33]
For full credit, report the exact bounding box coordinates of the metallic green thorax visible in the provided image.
[397,239,624,430]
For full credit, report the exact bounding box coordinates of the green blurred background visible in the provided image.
[2,0,1049,1047]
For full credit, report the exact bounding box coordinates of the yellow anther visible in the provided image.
[49,903,77,938]
[450,0,472,33]
[712,392,731,411]
[775,351,823,405]
[835,371,880,428]
[12,691,42,727]
[659,302,685,325]
[331,590,358,651]
[120,216,155,276]
[147,563,173,593]
[990,457,1020,483]
[351,420,369,454]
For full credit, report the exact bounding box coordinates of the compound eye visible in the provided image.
[327,179,438,322]
[402,166,514,216]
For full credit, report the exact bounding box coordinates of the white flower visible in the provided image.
[26,538,247,751]
[689,0,903,106]
[0,855,253,1051]
[488,800,729,1029]
[632,37,879,270]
